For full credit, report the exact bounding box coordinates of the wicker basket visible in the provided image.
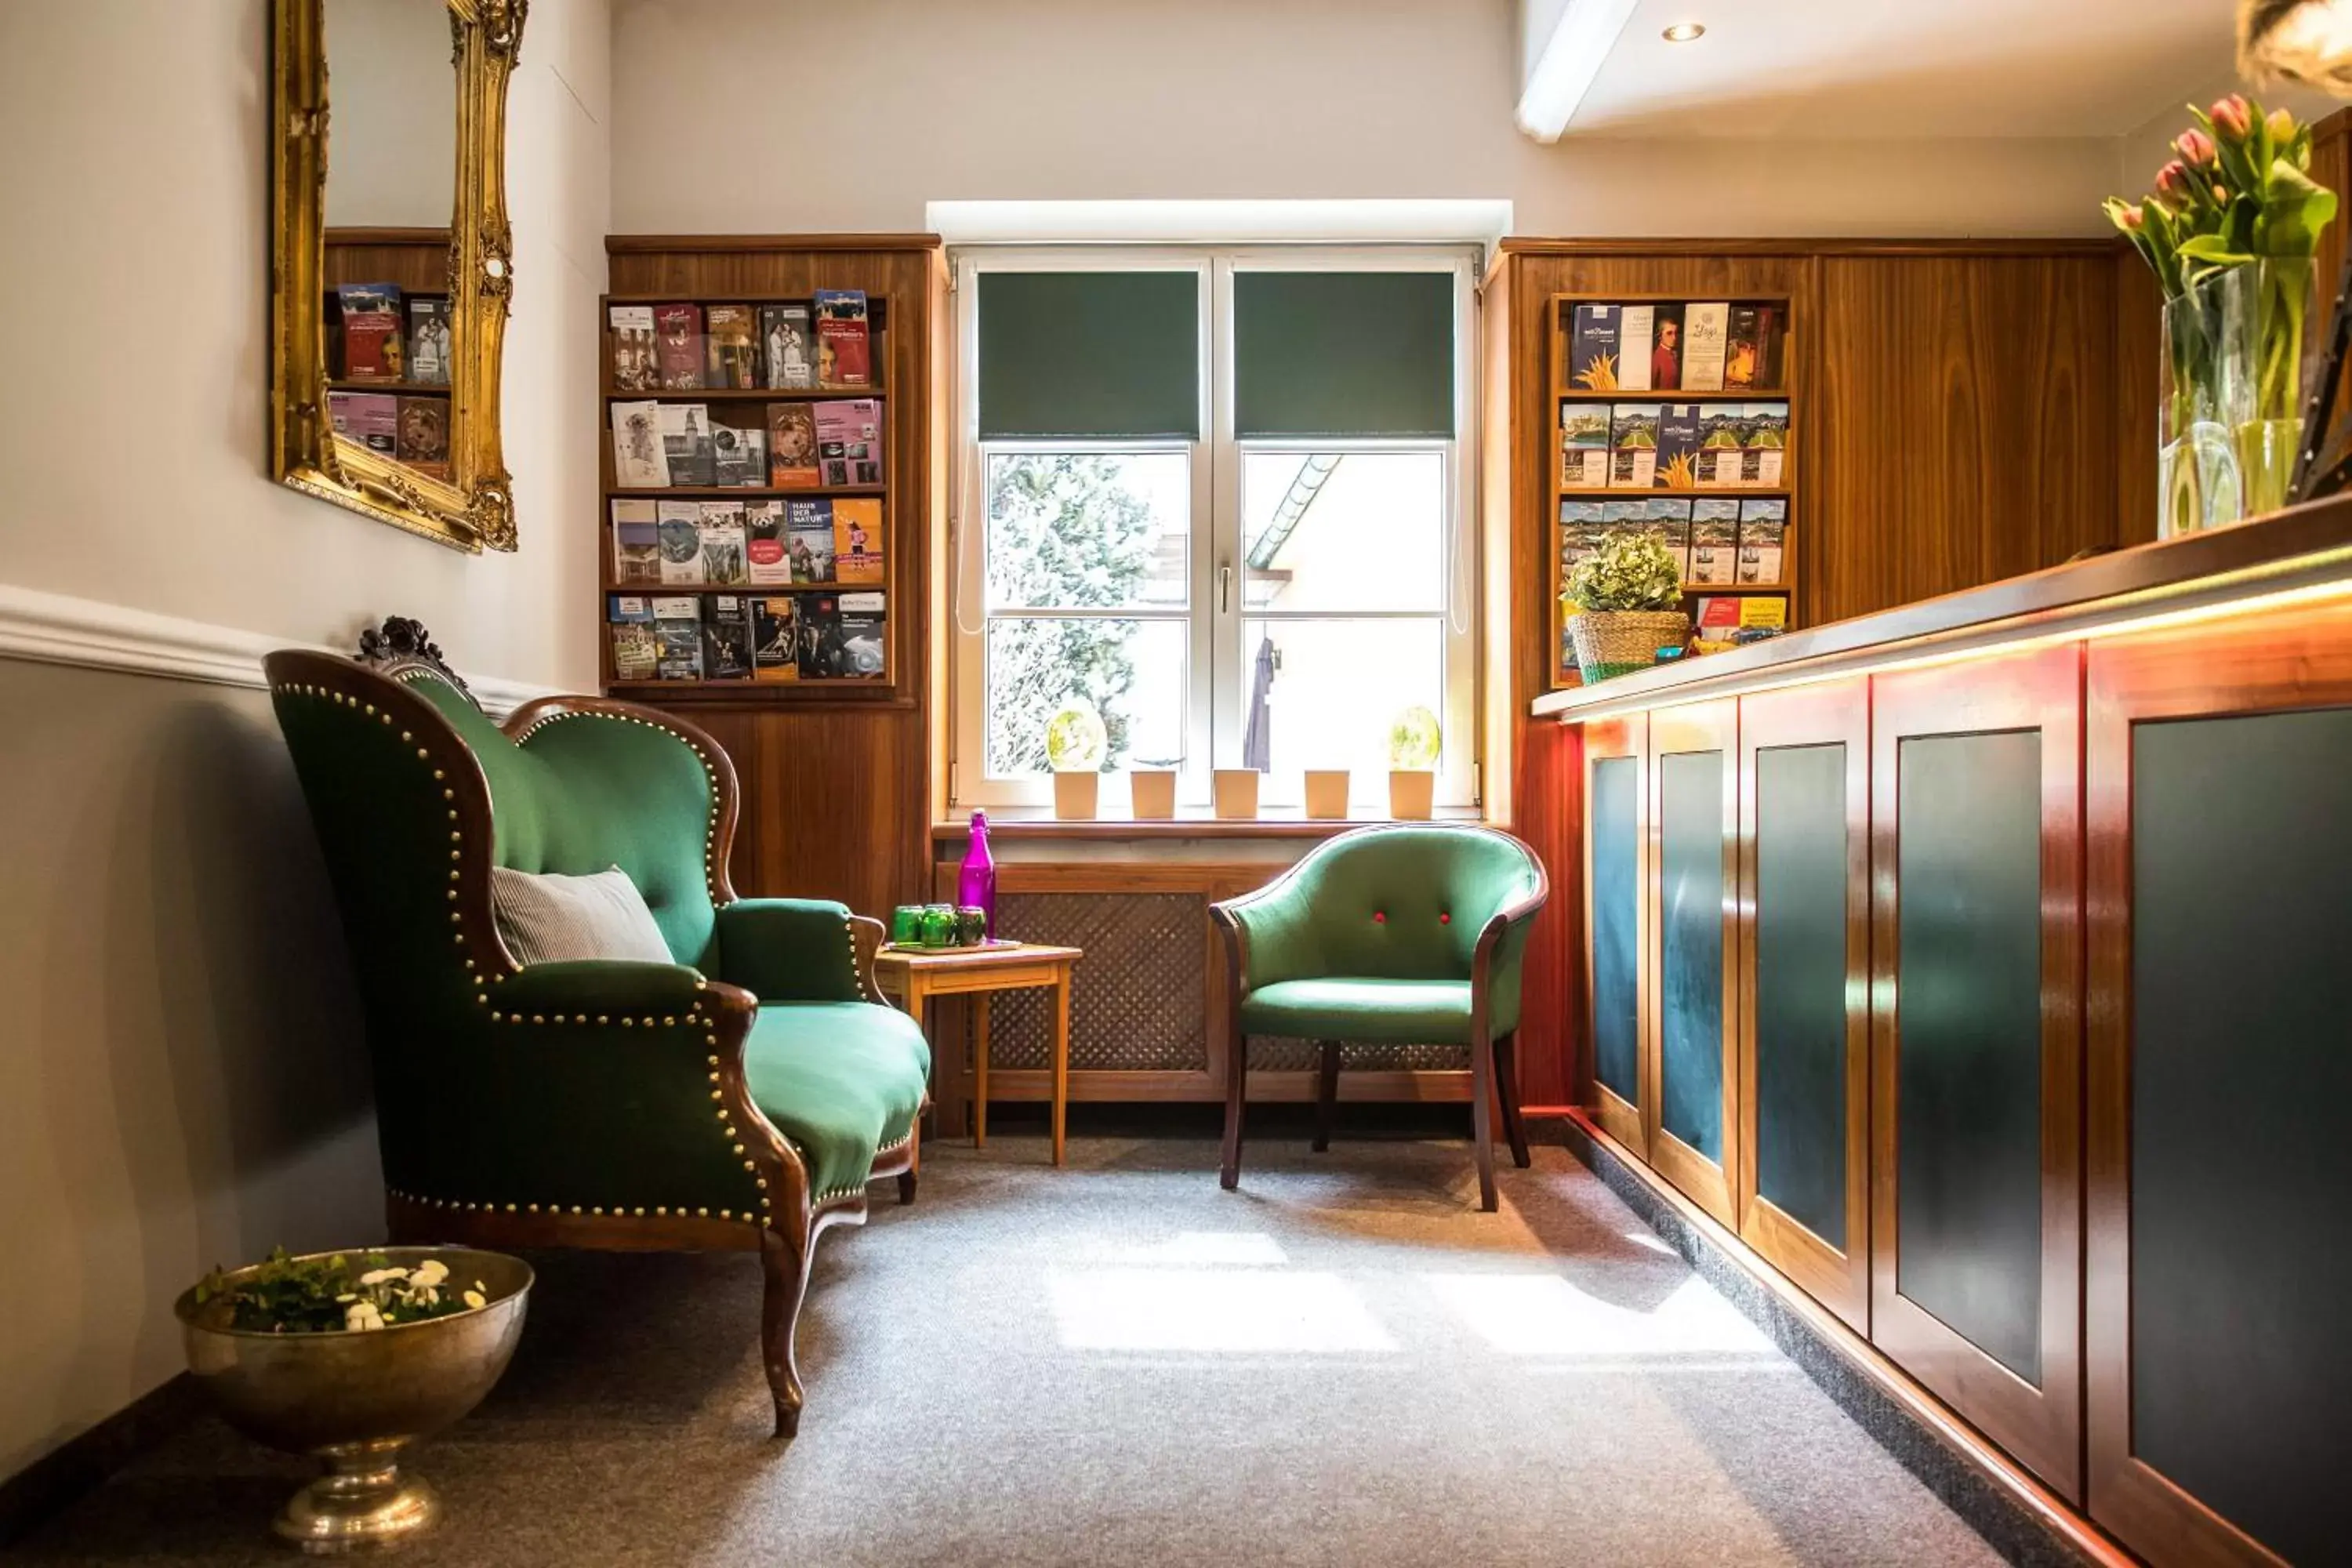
[1567,609,1691,684]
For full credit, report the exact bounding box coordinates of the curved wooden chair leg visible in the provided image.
[897,1170,918,1205]
[1221,1033,1248,1190]
[1311,1039,1341,1152]
[760,1228,813,1438]
[1493,1029,1532,1169]
[1469,1027,1499,1212]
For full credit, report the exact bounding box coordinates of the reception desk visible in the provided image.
[1534,499,2352,1568]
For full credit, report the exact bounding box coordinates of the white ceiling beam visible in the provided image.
[1516,0,1643,142]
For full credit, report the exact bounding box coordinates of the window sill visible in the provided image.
[931,806,1489,842]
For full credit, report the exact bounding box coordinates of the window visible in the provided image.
[953,248,1478,811]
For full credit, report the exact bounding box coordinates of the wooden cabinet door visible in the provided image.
[2085,601,2352,1568]
[1869,644,2083,1501]
[1737,677,1870,1334]
[1646,699,1740,1227]
[1582,714,1648,1155]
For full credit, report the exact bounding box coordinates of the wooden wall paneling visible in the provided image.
[1508,717,1581,1111]
[2112,249,2161,550]
[2083,597,2352,1568]
[1581,713,1647,1153]
[1811,251,2120,624]
[1737,676,1871,1334]
[2303,111,2352,508]
[1500,249,1814,705]
[1643,697,1740,1229]
[604,238,944,921]
[1501,250,1812,1123]
[1868,643,2084,1501]
[324,227,451,294]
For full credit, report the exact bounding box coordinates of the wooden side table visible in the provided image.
[872,942,1083,1165]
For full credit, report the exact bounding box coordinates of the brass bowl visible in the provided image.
[175,1247,532,1554]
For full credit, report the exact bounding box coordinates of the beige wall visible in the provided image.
[0,0,610,1481]
[321,0,459,228]
[610,0,2122,238]
[0,0,606,684]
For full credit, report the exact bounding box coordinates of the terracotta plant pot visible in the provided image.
[1212,769,1260,820]
[1304,770,1350,820]
[1129,769,1176,819]
[1052,770,1100,820]
[1388,769,1435,820]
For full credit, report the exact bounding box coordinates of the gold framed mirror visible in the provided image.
[270,0,524,553]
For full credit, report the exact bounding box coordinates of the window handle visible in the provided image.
[1219,564,1232,615]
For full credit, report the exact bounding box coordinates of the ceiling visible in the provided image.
[1551,0,2238,138]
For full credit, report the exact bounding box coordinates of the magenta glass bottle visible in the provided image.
[956,811,998,940]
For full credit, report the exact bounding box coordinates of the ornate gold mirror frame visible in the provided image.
[270,0,524,552]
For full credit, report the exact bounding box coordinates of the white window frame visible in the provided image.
[950,244,1480,813]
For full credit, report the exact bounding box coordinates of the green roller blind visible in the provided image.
[977,272,1200,439]
[1235,271,1455,437]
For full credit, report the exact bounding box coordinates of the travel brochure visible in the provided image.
[610,496,884,588]
[608,592,887,683]
[1566,299,1784,394]
[1560,400,1788,489]
[1559,495,1785,587]
[608,397,884,490]
[607,292,873,392]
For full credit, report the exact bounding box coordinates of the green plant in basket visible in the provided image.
[1566,531,1682,612]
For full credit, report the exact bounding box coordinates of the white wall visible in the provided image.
[611,0,2122,238]
[0,0,610,1483]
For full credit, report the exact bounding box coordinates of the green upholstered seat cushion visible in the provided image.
[1238,977,1475,1045]
[744,1002,932,1200]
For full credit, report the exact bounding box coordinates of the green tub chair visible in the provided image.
[1212,822,1548,1211]
[264,621,930,1438]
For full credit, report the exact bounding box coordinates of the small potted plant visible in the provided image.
[1303,768,1350,820]
[175,1245,532,1550]
[1213,768,1261,819]
[1388,706,1440,819]
[1564,531,1689,683]
[1128,755,1178,819]
[1045,699,1107,819]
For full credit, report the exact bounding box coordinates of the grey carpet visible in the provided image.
[17,1138,2000,1566]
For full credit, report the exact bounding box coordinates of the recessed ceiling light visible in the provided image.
[1662,21,1706,42]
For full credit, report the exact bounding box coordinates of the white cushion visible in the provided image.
[491,866,673,966]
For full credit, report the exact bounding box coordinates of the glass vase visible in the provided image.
[2159,272,2239,537]
[2230,256,2312,521]
[2161,261,2314,537]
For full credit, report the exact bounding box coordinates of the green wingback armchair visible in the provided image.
[1211,823,1548,1211]
[263,622,930,1438]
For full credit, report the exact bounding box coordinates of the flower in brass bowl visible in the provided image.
[173,1246,532,1554]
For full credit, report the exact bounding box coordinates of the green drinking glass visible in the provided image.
[889,906,923,946]
[954,906,989,946]
[917,904,956,947]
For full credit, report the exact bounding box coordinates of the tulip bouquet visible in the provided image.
[2107,96,2337,524]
